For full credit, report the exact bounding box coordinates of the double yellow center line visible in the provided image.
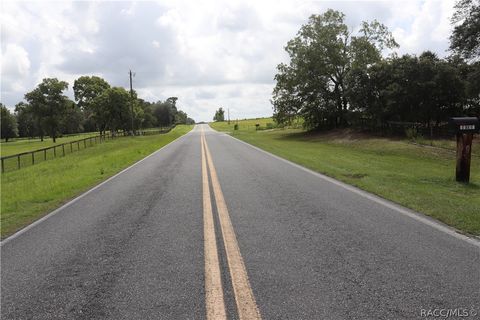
[201,129,262,320]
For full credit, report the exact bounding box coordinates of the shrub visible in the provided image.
[405,127,419,141]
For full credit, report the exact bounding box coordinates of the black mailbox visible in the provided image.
[449,117,480,133]
[450,117,479,183]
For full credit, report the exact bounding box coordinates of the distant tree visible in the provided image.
[81,109,97,133]
[15,102,36,138]
[175,110,188,124]
[186,117,195,125]
[137,99,156,128]
[73,76,110,132]
[0,104,18,142]
[151,98,190,127]
[450,0,480,60]
[93,87,131,133]
[153,101,175,127]
[24,78,69,142]
[213,107,225,121]
[167,97,178,109]
[461,60,480,116]
[73,76,111,111]
[61,99,84,134]
[132,100,144,131]
[272,10,398,129]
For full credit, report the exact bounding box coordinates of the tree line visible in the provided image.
[272,1,480,131]
[1,76,194,142]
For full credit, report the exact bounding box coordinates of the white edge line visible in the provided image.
[211,126,480,249]
[1,129,193,246]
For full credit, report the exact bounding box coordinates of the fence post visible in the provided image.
[84,139,86,148]
[77,141,80,150]
[32,152,34,165]
[53,146,56,157]
[17,155,21,169]
[1,158,4,173]
[44,149,47,160]
[62,144,65,156]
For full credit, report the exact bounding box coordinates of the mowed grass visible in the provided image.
[1,132,100,157]
[211,118,288,132]
[210,120,480,236]
[211,117,304,132]
[1,125,193,238]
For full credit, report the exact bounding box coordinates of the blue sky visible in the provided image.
[1,0,455,122]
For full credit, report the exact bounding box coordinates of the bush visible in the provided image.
[405,127,420,141]
[234,124,239,130]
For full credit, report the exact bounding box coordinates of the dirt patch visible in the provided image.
[343,173,368,179]
[303,128,377,142]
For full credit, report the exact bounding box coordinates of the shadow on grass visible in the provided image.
[269,127,386,143]
[458,181,480,190]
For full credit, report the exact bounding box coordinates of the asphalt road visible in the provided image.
[2,124,479,320]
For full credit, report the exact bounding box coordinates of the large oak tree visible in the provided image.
[272,10,398,129]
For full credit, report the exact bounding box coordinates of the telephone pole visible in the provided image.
[129,70,135,135]
[228,108,230,125]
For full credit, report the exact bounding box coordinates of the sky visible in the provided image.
[1,0,455,122]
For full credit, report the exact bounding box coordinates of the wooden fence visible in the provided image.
[1,127,173,173]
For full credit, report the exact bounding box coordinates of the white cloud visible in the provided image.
[2,44,31,77]
[0,0,457,121]
[1,44,31,99]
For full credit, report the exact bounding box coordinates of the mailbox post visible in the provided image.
[449,117,480,183]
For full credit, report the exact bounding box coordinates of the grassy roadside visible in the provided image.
[0,125,193,238]
[210,120,480,236]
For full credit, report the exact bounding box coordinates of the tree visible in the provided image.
[346,52,468,129]
[73,76,111,110]
[153,101,175,127]
[0,104,18,142]
[450,0,480,60]
[132,100,144,131]
[93,87,131,134]
[61,99,84,134]
[464,61,480,115]
[213,107,225,121]
[175,110,188,124]
[73,76,110,132]
[272,10,398,129]
[24,78,69,142]
[15,102,37,138]
[167,97,178,109]
[138,99,157,128]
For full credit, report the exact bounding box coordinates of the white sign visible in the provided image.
[459,124,475,130]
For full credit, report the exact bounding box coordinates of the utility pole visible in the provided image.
[129,70,135,135]
[228,108,230,125]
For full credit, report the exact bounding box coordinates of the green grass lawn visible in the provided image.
[210,120,480,236]
[1,125,193,238]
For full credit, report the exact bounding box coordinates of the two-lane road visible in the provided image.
[2,124,479,319]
